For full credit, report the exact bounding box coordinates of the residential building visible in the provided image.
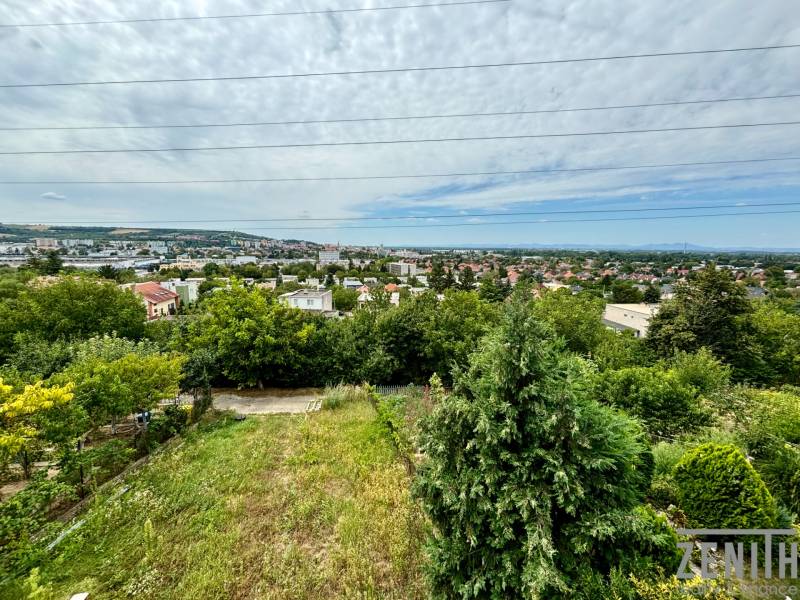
[130,282,180,320]
[161,278,200,305]
[388,262,417,277]
[279,289,333,312]
[342,277,364,289]
[318,249,341,264]
[602,303,660,338]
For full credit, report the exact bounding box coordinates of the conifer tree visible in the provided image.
[415,298,674,598]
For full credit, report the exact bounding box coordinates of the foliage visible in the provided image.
[331,285,359,311]
[646,264,763,381]
[54,345,183,431]
[0,472,75,578]
[414,299,666,598]
[4,333,74,380]
[187,283,317,387]
[530,289,607,355]
[749,300,800,385]
[477,271,510,303]
[458,265,476,290]
[732,389,800,515]
[629,575,735,599]
[421,290,499,384]
[611,281,645,303]
[673,443,777,528]
[0,278,146,353]
[592,329,650,371]
[0,379,77,474]
[593,366,711,438]
[664,348,731,396]
[59,439,136,489]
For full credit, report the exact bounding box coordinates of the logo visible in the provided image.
[676,528,798,598]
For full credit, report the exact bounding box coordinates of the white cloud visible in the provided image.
[0,0,798,245]
[40,191,67,200]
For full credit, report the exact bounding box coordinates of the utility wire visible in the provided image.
[24,201,800,225]
[1,43,798,89]
[0,0,510,29]
[3,92,798,132]
[3,156,798,184]
[1,121,797,156]
[226,209,800,230]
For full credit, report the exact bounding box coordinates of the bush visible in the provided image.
[59,439,135,489]
[667,348,731,395]
[630,575,736,599]
[0,473,75,577]
[673,443,777,528]
[145,404,191,446]
[594,366,711,437]
[758,444,800,517]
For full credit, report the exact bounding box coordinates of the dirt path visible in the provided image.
[211,387,322,414]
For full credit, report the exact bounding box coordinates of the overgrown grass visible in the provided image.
[2,400,427,599]
[321,383,370,410]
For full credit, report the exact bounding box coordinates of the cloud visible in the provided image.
[40,192,67,201]
[0,0,798,246]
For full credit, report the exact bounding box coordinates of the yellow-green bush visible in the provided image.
[673,443,777,528]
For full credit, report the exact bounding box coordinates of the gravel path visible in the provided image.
[212,388,323,414]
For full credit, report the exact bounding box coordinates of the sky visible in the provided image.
[1,0,799,248]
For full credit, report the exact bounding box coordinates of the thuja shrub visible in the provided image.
[673,443,777,528]
[414,298,671,599]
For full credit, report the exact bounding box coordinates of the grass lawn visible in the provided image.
[4,401,427,599]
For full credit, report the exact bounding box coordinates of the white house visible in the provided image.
[602,303,660,338]
[280,289,333,312]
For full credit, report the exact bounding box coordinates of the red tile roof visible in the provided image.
[134,282,179,304]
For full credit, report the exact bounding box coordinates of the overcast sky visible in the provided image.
[1,0,799,248]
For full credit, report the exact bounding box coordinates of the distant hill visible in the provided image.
[0,223,317,247]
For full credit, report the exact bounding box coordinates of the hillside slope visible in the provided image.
[5,402,426,599]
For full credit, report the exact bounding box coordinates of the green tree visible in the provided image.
[749,301,800,385]
[332,286,359,311]
[646,264,763,380]
[1,278,146,352]
[429,261,446,293]
[54,335,182,432]
[187,283,316,387]
[458,266,475,291]
[611,281,644,303]
[643,285,661,303]
[0,379,77,477]
[415,300,671,598]
[531,289,606,355]
[478,272,510,303]
[96,264,117,281]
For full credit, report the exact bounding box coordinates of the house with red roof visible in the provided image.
[132,282,180,320]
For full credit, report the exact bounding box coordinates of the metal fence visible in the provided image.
[375,384,426,397]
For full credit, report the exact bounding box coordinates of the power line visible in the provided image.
[1,120,797,156]
[3,92,798,132]
[1,43,798,89]
[227,209,800,230]
[0,0,510,29]
[2,156,798,184]
[22,201,800,225]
